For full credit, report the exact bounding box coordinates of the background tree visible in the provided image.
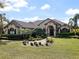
[73,14,79,28]
[0,2,5,35]
[68,18,74,32]
[68,18,74,27]
[0,14,3,34]
[68,14,79,36]
[0,2,9,35]
[68,14,79,28]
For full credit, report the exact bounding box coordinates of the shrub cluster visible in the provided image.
[31,28,47,39]
[57,32,75,38]
[2,34,26,40]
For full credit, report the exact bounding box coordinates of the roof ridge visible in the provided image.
[38,18,52,25]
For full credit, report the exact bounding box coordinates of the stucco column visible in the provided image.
[45,25,49,36]
[45,25,47,35]
[59,29,60,33]
[54,28,56,37]
[48,28,50,36]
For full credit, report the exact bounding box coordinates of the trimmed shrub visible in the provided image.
[57,32,75,38]
[30,43,34,46]
[76,32,79,36]
[22,41,26,45]
[39,42,42,46]
[50,40,53,43]
[4,34,23,40]
[1,31,32,40]
[35,43,39,47]
[1,34,28,40]
[31,28,47,39]
[34,42,39,47]
[46,43,49,46]
[34,42,37,45]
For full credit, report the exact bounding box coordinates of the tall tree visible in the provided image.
[0,2,9,35]
[0,13,9,34]
[68,14,79,28]
[0,14,3,34]
[68,14,79,36]
[73,14,79,28]
[0,2,4,35]
[68,18,74,27]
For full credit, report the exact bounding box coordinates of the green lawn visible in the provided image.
[0,38,79,59]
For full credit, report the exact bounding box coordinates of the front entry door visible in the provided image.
[48,26,54,36]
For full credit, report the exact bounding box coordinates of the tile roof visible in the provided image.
[38,18,67,25]
[14,20,37,28]
[5,18,67,29]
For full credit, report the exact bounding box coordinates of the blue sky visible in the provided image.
[0,0,79,23]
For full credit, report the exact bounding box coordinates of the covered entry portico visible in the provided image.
[45,22,56,37]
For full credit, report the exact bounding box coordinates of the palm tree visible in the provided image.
[73,14,79,28]
[69,14,79,28]
[68,18,74,27]
[68,18,74,32]
[69,14,79,36]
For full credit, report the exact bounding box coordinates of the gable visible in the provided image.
[38,18,51,26]
[38,18,67,26]
[4,20,21,29]
[4,20,37,29]
[44,20,60,25]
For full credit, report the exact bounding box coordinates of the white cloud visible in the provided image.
[28,6,36,10]
[40,4,51,10]
[60,17,69,24]
[63,18,69,23]
[0,0,28,12]
[12,16,43,22]
[50,17,55,19]
[24,16,42,22]
[66,8,79,16]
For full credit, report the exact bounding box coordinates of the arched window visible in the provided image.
[61,28,70,33]
[8,28,16,34]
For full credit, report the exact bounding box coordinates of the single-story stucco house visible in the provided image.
[4,18,70,37]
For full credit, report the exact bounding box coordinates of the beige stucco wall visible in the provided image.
[4,24,32,34]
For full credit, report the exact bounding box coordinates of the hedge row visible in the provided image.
[1,34,27,40]
[57,32,76,38]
